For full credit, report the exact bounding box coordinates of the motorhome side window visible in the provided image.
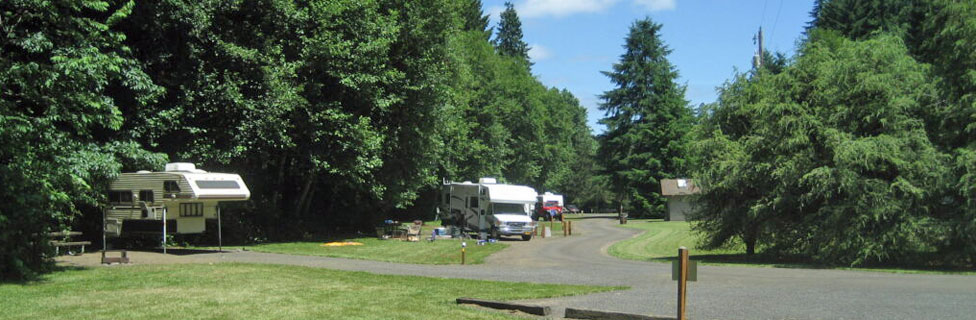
[139,190,154,203]
[180,203,204,217]
[469,196,479,208]
[196,180,240,189]
[164,181,181,193]
[108,191,132,204]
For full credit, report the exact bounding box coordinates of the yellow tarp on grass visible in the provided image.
[320,242,364,247]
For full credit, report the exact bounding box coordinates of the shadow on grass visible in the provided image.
[146,248,226,256]
[1,265,90,285]
[649,253,976,274]
[650,253,823,269]
[565,214,618,220]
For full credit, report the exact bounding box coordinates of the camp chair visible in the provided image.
[404,224,422,242]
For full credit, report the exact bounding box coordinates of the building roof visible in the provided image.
[660,179,700,196]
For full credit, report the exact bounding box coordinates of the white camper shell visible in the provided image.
[105,163,250,237]
[538,192,564,207]
[440,178,538,241]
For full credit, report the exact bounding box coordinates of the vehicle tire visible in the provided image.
[521,234,532,241]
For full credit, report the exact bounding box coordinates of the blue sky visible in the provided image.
[482,0,815,132]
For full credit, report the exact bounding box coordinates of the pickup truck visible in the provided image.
[536,201,563,221]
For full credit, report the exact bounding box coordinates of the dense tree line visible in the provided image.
[690,0,976,267]
[0,0,596,280]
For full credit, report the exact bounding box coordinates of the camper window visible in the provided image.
[469,196,479,208]
[164,181,181,193]
[196,180,240,189]
[493,203,527,215]
[139,190,154,203]
[180,203,204,217]
[109,191,133,204]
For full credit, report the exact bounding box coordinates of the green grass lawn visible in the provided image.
[242,238,507,265]
[191,220,582,265]
[609,219,743,263]
[193,221,509,265]
[610,220,976,274]
[0,263,622,319]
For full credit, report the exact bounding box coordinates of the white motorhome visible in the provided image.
[440,178,538,240]
[105,162,250,237]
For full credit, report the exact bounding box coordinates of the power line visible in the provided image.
[770,0,784,49]
[760,0,769,28]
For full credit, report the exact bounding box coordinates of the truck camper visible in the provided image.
[104,162,250,238]
[440,178,538,240]
[537,192,564,221]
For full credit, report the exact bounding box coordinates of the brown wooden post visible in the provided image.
[462,247,466,265]
[677,247,689,320]
[568,220,572,236]
[563,221,568,237]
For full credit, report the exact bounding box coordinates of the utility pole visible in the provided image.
[753,27,764,69]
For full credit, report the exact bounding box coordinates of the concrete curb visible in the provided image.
[565,307,675,320]
[456,297,551,316]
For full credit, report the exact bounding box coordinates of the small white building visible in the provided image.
[660,179,700,221]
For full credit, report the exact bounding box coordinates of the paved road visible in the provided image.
[188,215,975,319]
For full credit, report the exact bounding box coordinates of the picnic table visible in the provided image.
[49,231,91,255]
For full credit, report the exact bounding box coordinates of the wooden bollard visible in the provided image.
[568,220,572,235]
[677,247,689,320]
[563,221,568,236]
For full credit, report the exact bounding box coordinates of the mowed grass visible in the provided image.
[0,263,622,320]
[196,221,508,265]
[609,219,743,263]
[244,238,507,265]
[610,220,976,274]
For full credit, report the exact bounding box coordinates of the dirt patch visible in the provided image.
[56,249,226,267]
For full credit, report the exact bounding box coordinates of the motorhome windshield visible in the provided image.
[493,203,527,215]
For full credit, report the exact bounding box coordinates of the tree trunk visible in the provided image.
[744,228,757,255]
[271,156,287,209]
[617,196,627,224]
[295,173,315,218]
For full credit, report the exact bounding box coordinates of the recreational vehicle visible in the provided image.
[105,162,250,237]
[440,178,538,240]
[536,192,565,220]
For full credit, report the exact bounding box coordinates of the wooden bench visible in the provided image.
[49,232,91,255]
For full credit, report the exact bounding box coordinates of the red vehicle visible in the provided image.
[537,200,563,221]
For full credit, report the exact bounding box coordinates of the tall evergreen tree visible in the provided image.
[597,18,691,218]
[460,0,491,41]
[808,0,918,40]
[691,33,948,264]
[492,2,531,67]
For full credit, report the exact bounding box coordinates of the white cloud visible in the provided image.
[528,44,552,61]
[489,0,677,22]
[518,0,618,18]
[632,0,676,11]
